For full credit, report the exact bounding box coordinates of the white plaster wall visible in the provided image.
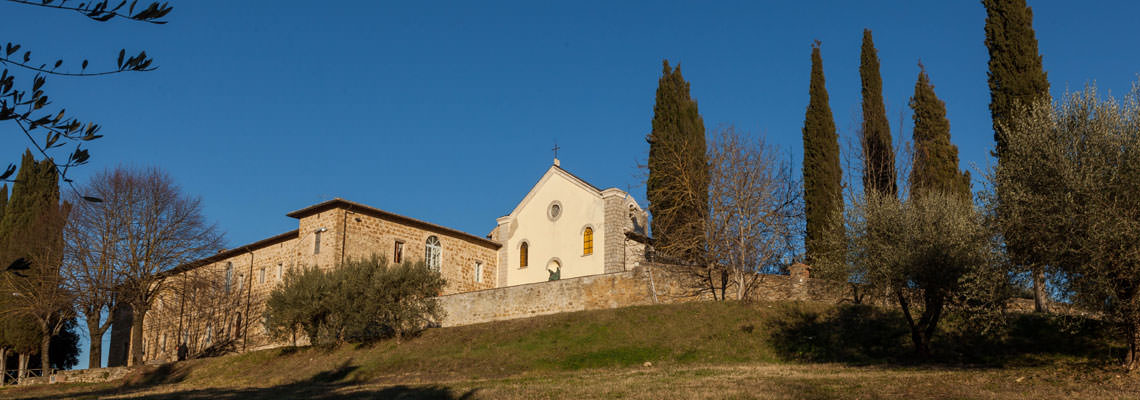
[504,170,606,285]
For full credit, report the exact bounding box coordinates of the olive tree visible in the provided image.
[265,255,445,346]
[992,83,1140,370]
[847,191,1003,357]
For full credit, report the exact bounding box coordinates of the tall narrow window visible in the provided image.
[520,242,529,268]
[314,230,322,254]
[225,263,233,294]
[474,261,483,283]
[276,263,283,280]
[583,227,594,255]
[394,240,404,264]
[258,268,266,284]
[237,274,244,292]
[425,236,441,272]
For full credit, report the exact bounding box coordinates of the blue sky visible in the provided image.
[2,1,1137,370]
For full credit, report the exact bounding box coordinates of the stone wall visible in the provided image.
[339,208,499,295]
[437,263,852,327]
[137,200,501,365]
[602,190,628,273]
[45,367,133,385]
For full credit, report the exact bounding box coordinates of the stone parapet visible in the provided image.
[436,263,854,327]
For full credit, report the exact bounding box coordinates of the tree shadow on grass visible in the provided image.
[937,311,1120,366]
[767,303,910,365]
[122,362,194,387]
[767,302,1121,367]
[21,360,479,400]
[122,384,478,400]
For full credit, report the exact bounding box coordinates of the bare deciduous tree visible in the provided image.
[62,171,130,368]
[647,126,802,301]
[707,127,802,300]
[72,167,223,367]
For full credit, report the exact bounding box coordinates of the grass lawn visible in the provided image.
[2,300,1137,399]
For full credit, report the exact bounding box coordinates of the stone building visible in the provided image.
[123,161,648,364]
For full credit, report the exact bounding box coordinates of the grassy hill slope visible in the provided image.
[2,300,1135,399]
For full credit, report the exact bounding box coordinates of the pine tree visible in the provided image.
[802,41,845,280]
[646,60,708,264]
[860,29,896,198]
[984,0,1050,158]
[909,66,970,200]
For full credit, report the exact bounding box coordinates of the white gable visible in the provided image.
[504,164,601,219]
[497,163,608,286]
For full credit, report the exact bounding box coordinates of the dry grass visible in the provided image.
[1,300,1135,399]
[8,362,1139,399]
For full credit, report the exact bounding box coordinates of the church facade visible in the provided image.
[129,161,649,364]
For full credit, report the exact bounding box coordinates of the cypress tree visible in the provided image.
[802,41,845,279]
[909,66,970,200]
[984,0,1052,314]
[0,152,49,370]
[646,60,708,264]
[0,184,7,221]
[0,151,58,266]
[984,0,1050,158]
[860,29,896,198]
[0,150,68,373]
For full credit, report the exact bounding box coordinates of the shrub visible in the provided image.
[265,255,446,345]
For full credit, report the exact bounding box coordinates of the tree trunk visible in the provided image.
[88,330,104,369]
[719,269,728,301]
[128,305,147,367]
[40,330,51,374]
[896,289,931,358]
[1,347,7,386]
[17,353,28,381]
[1033,265,1049,313]
[910,327,931,358]
[85,309,109,369]
[1126,318,1140,372]
[736,271,745,301]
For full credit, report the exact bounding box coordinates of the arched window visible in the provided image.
[583,227,594,255]
[547,259,561,281]
[520,242,529,268]
[425,236,441,272]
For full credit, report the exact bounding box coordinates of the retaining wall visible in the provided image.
[437,264,852,327]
